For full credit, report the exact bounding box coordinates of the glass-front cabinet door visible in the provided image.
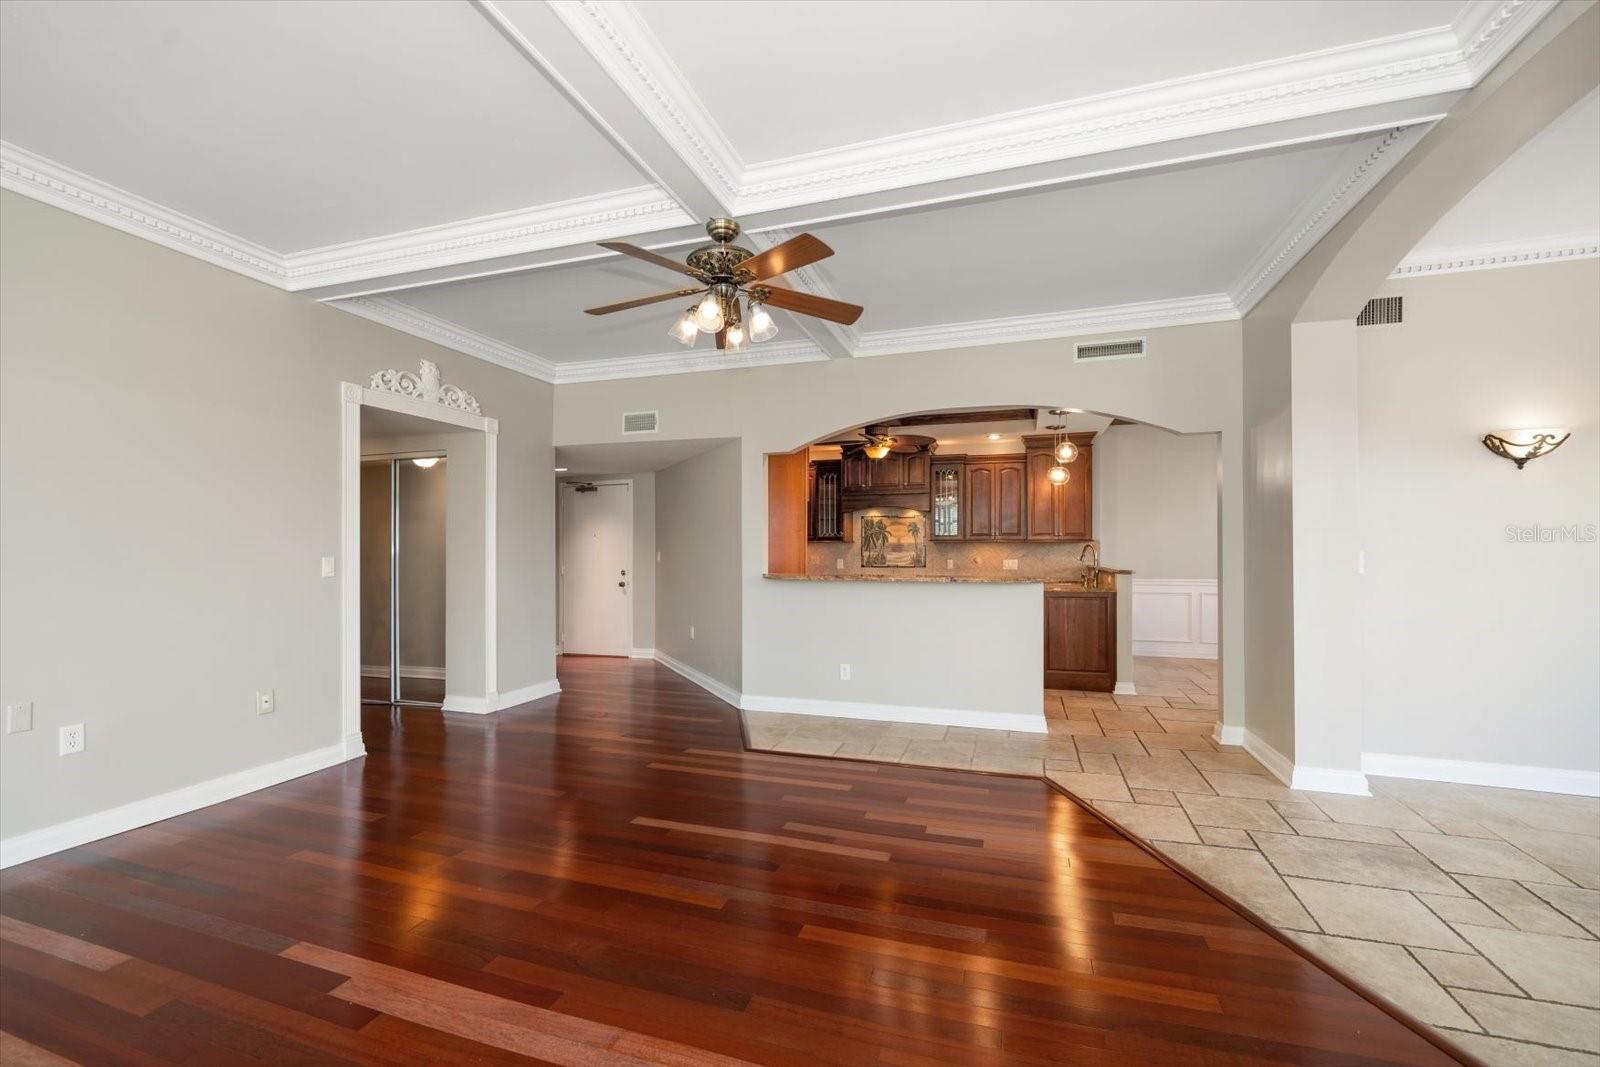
[932,462,963,540]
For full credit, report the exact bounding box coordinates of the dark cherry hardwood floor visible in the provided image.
[1,657,1458,1065]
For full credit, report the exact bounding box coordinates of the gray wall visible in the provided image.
[1093,424,1220,579]
[0,190,556,841]
[655,442,743,692]
[1358,261,1599,772]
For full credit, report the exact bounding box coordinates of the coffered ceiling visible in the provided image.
[0,0,1576,384]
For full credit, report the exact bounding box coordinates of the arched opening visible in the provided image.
[761,404,1222,730]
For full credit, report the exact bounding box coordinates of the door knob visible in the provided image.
[617,581,626,587]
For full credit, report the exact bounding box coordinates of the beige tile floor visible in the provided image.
[743,657,1600,1065]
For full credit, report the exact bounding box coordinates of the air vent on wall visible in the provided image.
[1357,296,1402,326]
[621,410,659,434]
[1075,338,1145,362]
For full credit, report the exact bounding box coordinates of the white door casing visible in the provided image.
[559,482,633,656]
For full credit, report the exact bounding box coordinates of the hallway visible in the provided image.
[1,659,1456,1064]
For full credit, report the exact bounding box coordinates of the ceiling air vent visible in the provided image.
[622,410,659,435]
[1075,338,1145,362]
[1357,296,1402,326]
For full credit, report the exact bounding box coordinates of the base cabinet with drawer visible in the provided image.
[1044,588,1116,692]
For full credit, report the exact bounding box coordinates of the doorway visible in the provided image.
[558,481,633,656]
[361,454,448,708]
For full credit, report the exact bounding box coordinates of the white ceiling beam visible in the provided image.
[461,0,860,360]
[470,0,730,221]
[301,91,1456,302]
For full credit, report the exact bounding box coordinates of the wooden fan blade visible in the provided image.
[759,284,864,326]
[598,241,706,280]
[734,234,833,282]
[584,286,702,316]
[716,327,728,351]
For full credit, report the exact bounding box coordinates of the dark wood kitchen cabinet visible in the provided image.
[1044,588,1116,691]
[1024,433,1094,540]
[964,457,1025,540]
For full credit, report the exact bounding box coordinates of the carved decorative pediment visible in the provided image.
[368,360,481,414]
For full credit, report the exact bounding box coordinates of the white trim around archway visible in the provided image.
[339,380,499,747]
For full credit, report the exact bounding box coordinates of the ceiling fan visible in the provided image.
[824,426,933,460]
[583,217,864,352]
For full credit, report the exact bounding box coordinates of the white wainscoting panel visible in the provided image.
[1131,579,1218,659]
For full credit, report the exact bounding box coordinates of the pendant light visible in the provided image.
[1046,408,1071,485]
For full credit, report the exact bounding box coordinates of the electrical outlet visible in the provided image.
[946,559,954,570]
[1003,559,1019,571]
[6,702,33,733]
[256,689,276,716]
[59,723,84,755]
[839,663,851,681]
[835,557,844,570]
[689,625,695,640]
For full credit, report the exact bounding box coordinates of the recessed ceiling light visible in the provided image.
[554,467,569,473]
[986,433,1002,441]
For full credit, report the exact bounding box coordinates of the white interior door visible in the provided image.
[558,482,633,656]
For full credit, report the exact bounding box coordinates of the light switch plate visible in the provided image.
[5,702,33,733]
[320,556,336,577]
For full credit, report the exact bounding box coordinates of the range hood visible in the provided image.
[839,434,936,513]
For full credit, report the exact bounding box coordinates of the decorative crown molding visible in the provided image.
[544,0,742,205]
[369,360,483,414]
[853,294,1241,359]
[1228,124,1426,312]
[550,337,827,384]
[1388,232,1600,278]
[549,0,1550,216]
[337,297,560,383]
[0,140,691,295]
[0,140,287,286]
[282,185,691,290]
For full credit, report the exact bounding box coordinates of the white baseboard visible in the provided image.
[0,741,357,869]
[1291,765,1372,796]
[1214,723,1246,747]
[629,647,657,659]
[740,694,1049,734]
[1363,752,1600,798]
[1241,729,1295,786]
[1235,727,1370,795]
[496,679,561,709]
[442,679,561,715]
[653,651,743,708]
[1113,681,1138,696]
[361,664,446,680]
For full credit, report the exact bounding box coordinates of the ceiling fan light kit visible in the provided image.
[586,217,864,354]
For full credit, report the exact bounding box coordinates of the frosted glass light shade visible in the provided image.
[693,293,725,332]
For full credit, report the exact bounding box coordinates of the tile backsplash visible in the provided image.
[807,510,1095,578]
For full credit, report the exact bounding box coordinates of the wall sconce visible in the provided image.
[1482,428,1570,470]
